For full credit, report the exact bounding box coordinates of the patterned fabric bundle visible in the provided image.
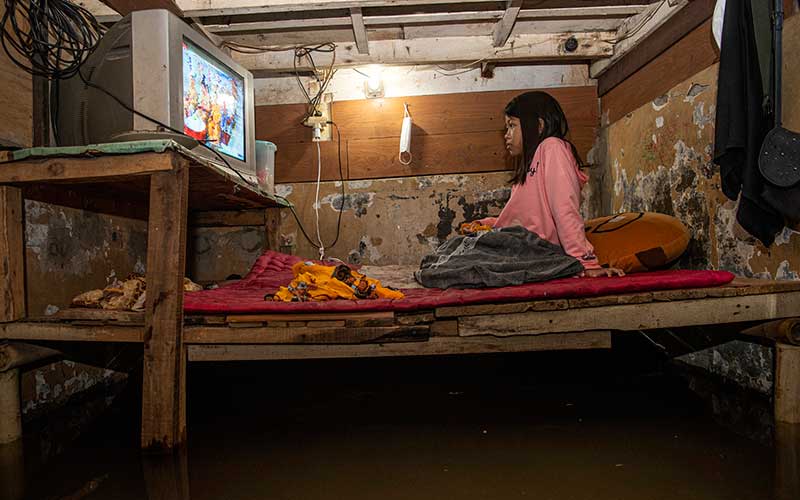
[269,261,404,302]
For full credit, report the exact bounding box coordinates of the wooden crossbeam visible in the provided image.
[458,292,800,337]
[232,32,615,74]
[204,6,644,34]
[187,332,611,361]
[0,152,174,184]
[493,0,523,47]
[169,0,516,18]
[350,7,369,55]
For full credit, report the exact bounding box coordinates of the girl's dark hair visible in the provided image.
[504,91,583,185]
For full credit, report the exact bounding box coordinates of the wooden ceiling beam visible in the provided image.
[350,7,369,54]
[98,0,183,17]
[174,0,498,18]
[203,5,647,34]
[596,0,715,95]
[590,0,692,79]
[492,0,523,47]
[232,31,615,75]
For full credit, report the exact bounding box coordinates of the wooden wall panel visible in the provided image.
[784,10,800,133]
[601,20,718,125]
[276,141,347,183]
[254,102,309,144]
[347,132,508,180]
[257,86,598,183]
[0,5,32,147]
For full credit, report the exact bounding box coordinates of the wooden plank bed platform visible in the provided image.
[5,277,799,356]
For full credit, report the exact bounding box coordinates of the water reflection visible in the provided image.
[0,440,25,500]
[143,449,191,500]
[3,354,799,500]
[775,423,800,500]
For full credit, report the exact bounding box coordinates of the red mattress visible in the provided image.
[183,251,735,315]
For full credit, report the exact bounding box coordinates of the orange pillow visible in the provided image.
[584,212,690,273]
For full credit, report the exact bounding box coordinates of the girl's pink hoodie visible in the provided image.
[478,137,601,270]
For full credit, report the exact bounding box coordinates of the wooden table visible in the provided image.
[0,148,286,451]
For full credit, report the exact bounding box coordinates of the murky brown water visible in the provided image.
[3,341,799,500]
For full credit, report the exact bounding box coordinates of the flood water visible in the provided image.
[3,336,799,500]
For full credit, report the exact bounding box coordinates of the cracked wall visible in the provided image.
[275,170,601,265]
[605,64,800,278]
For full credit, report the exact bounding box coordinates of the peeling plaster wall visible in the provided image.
[190,226,266,282]
[276,171,601,264]
[21,201,143,421]
[20,361,126,418]
[25,201,148,316]
[605,64,800,278]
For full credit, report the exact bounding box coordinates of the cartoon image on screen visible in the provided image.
[182,40,245,161]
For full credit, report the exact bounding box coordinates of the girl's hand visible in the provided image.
[583,267,625,278]
[459,221,493,235]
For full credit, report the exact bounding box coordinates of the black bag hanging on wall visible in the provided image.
[759,0,800,222]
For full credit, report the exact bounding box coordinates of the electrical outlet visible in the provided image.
[302,94,333,141]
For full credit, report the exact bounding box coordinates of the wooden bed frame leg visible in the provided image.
[775,341,800,425]
[0,186,26,322]
[142,158,189,452]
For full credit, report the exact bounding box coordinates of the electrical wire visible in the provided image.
[314,140,324,259]
[225,39,347,255]
[326,121,345,248]
[0,0,105,78]
[223,40,338,123]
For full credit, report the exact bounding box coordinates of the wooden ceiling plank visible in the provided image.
[493,0,523,47]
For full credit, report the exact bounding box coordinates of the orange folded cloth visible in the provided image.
[270,261,404,302]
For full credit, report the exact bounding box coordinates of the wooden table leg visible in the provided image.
[142,158,189,452]
[0,186,25,322]
[264,207,282,252]
[776,341,800,425]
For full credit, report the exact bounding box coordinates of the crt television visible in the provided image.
[57,9,256,174]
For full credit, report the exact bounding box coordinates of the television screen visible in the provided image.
[182,39,246,161]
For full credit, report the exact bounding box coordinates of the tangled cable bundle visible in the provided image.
[1,0,105,78]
